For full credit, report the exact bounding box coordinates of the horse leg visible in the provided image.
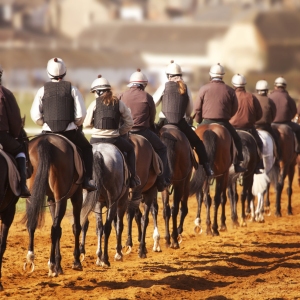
[0,200,17,291]
[114,192,128,261]
[264,182,271,215]
[161,189,171,247]
[139,194,151,258]
[134,206,143,243]
[70,188,83,271]
[194,188,204,234]
[79,218,89,261]
[48,199,68,277]
[228,182,239,229]
[287,164,295,215]
[101,202,117,267]
[177,179,189,242]
[95,202,104,266]
[275,172,285,217]
[150,196,161,252]
[204,182,213,236]
[170,185,182,249]
[219,185,228,232]
[212,179,223,236]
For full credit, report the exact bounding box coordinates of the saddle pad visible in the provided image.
[0,149,20,196]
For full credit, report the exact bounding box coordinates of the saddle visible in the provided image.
[161,124,198,170]
[0,148,20,196]
[37,133,84,184]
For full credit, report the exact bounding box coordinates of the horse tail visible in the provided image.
[22,138,51,229]
[80,151,103,226]
[161,131,177,176]
[267,161,280,188]
[189,165,206,196]
[202,129,217,164]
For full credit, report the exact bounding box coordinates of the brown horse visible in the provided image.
[0,127,29,291]
[125,133,160,258]
[264,124,297,216]
[22,134,83,277]
[190,124,232,236]
[159,125,193,248]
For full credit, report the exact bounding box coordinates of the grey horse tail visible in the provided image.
[80,151,104,226]
[160,131,177,176]
[21,138,50,229]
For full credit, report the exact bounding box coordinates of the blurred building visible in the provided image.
[0,0,300,92]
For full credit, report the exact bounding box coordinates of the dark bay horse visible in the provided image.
[125,133,160,258]
[0,127,29,290]
[264,124,297,217]
[159,125,193,248]
[227,130,258,227]
[22,134,83,277]
[79,143,129,266]
[190,124,232,236]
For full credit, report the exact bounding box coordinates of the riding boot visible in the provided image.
[82,148,97,192]
[82,177,97,192]
[125,148,141,189]
[16,157,31,198]
[203,162,214,177]
[194,141,214,176]
[254,158,264,174]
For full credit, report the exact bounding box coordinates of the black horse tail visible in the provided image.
[80,151,104,226]
[22,138,51,229]
[160,131,177,176]
[189,164,206,196]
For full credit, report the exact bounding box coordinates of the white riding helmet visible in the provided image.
[47,57,67,79]
[256,80,269,91]
[231,74,246,88]
[90,75,111,93]
[209,63,225,78]
[129,68,148,86]
[165,60,182,76]
[274,76,287,87]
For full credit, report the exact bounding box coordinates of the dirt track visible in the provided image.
[1,178,300,300]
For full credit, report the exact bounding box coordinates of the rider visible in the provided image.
[84,75,140,188]
[0,64,31,197]
[119,69,170,191]
[30,57,96,192]
[254,79,280,157]
[269,76,300,153]
[194,63,246,173]
[153,60,214,177]
[229,74,264,173]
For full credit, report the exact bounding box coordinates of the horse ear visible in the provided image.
[21,115,26,127]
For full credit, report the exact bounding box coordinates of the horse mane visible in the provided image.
[21,138,51,228]
[80,151,104,226]
[160,131,177,176]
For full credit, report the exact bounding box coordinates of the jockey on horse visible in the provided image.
[119,68,170,191]
[30,57,96,192]
[83,74,140,189]
[153,60,214,177]
[0,64,30,198]
[194,63,246,173]
[269,76,300,153]
[254,79,281,158]
[229,74,264,174]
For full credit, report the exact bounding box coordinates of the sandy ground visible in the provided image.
[1,178,300,300]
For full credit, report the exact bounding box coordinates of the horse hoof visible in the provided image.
[23,261,35,273]
[153,246,161,252]
[241,221,247,227]
[114,253,123,261]
[219,226,227,232]
[177,234,183,244]
[123,245,132,255]
[72,263,82,271]
[48,271,57,277]
[139,252,147,259]
[194,226,203,235]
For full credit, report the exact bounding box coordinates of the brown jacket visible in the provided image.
[0,85,22,137]
[230,88,262,128]
[120,86,156,131]
[254,93,277,125]
[194,80,238,123]
[269,88,297,122]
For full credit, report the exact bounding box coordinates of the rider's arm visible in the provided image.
[72,86,87,127]
[83,100,96,129]
[119,100,134,136]
[30,86,44,126]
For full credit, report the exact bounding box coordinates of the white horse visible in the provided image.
[251,130,276,222]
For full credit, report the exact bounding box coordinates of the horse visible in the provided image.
[190,124,232,236]
[159,125,193,248]
[0,127,29,291]
[227,130,259,227]
[124,133,160,258]
[263,124,297,217]
[22,133,84,277]
[79,143,129,266]
[248,129,276,222]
